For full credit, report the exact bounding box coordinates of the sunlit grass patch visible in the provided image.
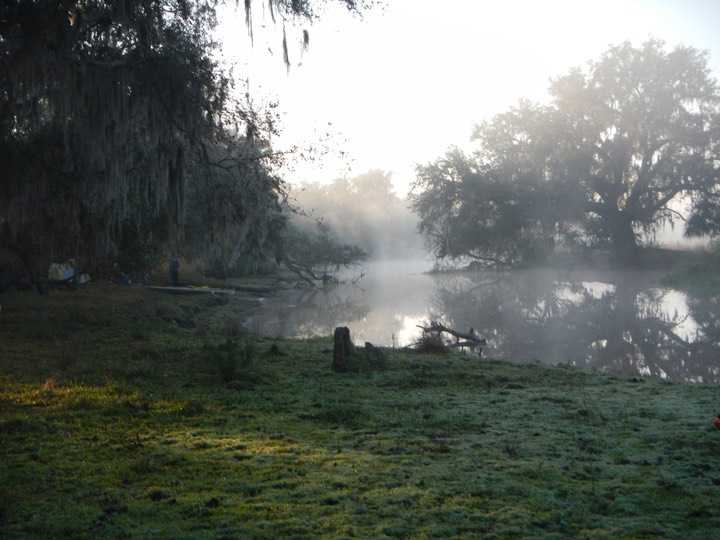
[1,377,140,412]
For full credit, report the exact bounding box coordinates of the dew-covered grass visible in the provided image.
[1,282,719,539]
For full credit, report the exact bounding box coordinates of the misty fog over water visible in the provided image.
[244,260,720,383]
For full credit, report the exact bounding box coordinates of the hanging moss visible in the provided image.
[0,1,229,278]
[0,1,368,284]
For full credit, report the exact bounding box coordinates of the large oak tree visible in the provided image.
[412,40,720,265]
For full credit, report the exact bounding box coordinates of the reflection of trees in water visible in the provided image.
[681,294,720,381]
[247,285,372,338]
[429,270,720,382]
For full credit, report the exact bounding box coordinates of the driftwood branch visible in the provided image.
[279,255,321,286]
[417,321,486,354]
[279,254,352,287]
[419,321,486,343]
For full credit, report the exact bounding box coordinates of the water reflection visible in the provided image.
[430,269,720,382]
[244,260,438,347]
[244,261,720,382]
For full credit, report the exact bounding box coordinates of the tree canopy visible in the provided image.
[410,147,560,267]
[411,40,720,266]
[2,1,225,280]
[0,0,369,288]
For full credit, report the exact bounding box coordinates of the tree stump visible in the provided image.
[332,326,353,372]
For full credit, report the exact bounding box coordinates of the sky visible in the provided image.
[217,0,720,197]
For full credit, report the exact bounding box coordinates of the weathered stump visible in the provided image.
[332,326,353,372]
[364,342,386,365]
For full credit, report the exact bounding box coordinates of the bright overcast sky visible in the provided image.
[217,0,720,196]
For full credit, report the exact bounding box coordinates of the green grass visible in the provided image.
[1,282,720,538]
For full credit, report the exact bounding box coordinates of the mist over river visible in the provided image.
[244,260,720,382]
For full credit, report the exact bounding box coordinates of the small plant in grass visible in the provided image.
[67,303,91,325]
[129,323,149,341]
[221,319,244,338]
[55,340,77,371]
[504,429,521,458]
[311,402,368,429]
[204,337,261,383]
[34,314,64,341]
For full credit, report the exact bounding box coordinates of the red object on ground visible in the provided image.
[715,416,720,430]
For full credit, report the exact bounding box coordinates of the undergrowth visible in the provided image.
[413,331,451,354]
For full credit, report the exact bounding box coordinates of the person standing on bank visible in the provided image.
[170,258,180,286]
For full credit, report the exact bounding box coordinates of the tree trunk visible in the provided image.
[609,210,639,264]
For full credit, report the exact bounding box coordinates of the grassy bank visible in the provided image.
[1,282,720,539]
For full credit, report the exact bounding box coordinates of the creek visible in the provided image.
[244,259,720,382]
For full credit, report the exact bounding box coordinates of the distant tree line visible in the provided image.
[410,40,720,267]
[291,170,425,261]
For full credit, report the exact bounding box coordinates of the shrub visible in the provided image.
[204,338,260,383]
[413,332,450,354]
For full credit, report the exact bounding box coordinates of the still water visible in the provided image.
[244,260,720,382]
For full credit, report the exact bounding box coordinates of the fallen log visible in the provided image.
[417,321,486,354]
